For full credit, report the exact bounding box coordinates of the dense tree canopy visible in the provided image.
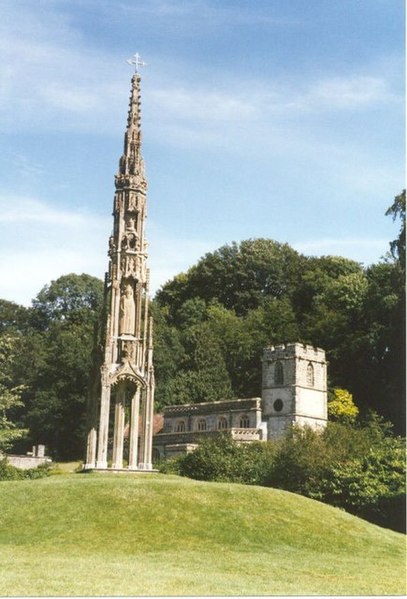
[0,274,103,459]
[154,223,405,434]
[0,192,405,458]
[0,335,27,452]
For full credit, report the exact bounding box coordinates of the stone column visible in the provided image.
[145,375,155,468]
[96,383,111,469]
[112,384,126,469]
[139,381,154,470]
[138,390,146,467]
[85,426,97,469]
[128,386,141,469]
[112,282,121,364]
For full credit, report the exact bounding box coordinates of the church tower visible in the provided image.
[261,343,327,439]
[85,56,155,471]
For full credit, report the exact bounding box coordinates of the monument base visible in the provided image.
[82,466,159,473]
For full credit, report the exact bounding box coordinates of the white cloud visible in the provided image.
[149,87,257,121]
[7,153,45,180]
[0,195,110,305]
[0,248,102,306]
[293,237,389,265]
[0,197,87,225]
[116,0,296,28]
[0,195,220,305]
[305,76,394,110]
[39,85,101,113]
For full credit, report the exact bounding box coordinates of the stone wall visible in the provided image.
[4,445,52,470]
[6,455,51,470]
[163,397,263,434]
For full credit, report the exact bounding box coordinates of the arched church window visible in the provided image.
[239,414,250,428]
[176,420,185,432]
[217,417,228,430]
[307,363,314,386]
[197,418,207,431]
[274,361,284,385]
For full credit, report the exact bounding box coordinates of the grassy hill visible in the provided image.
[0,472,405,596]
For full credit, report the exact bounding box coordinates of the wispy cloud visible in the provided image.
[7,153,45,180]
[0,197,87,225]
[303,76,395,110]
[149,74,396,124]
[0,0,400,137]
[293,237,390,265]
[150,87,257,121]
[0,195,110,304]
[116,0,298,28]
[0,195,219,304]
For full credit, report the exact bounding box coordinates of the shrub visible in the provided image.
[178,434,276,485]
[0,458,50,481]
[266,425,329,496]
[317,438,406,532]
[328,388,359,424]
[157,456,182,475]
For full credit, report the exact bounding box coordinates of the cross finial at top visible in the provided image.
[127,53,147,73]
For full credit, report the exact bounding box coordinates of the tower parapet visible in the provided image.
[263,342,326,361]
[85,60,155,471]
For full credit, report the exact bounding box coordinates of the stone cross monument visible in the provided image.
[85,57,155,471]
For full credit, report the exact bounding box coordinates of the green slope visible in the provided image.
[0,473,405,596]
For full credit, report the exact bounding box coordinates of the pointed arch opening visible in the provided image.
[217,417,228,430]
[307,362,314,386]
[274,360,284,385]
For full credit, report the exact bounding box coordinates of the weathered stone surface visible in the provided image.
[262,342,328,439]
[85,68,155,472]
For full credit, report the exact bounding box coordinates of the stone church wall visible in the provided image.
[153,342,328,458]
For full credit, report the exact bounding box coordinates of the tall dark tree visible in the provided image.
[386,189,405,271]
[22,274,104,459]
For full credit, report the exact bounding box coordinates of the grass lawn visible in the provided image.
[0,472,405,596]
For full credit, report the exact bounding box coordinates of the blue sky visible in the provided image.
[0,0,404,305]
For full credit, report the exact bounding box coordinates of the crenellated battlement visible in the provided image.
[262,342,326,363]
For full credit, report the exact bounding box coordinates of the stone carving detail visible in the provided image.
[121,232,137,251]
[128,192,136,211]
[121,339,135,362]
[119,283,136,336]
[121,255,138,279]
[114,196,123,212]
[128,192,144,212]
[126,216,136,230]
[114,172,146,190]
[109,236,116,253]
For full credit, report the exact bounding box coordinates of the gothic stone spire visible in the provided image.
[85,63,155,472]
[117,74,145,183]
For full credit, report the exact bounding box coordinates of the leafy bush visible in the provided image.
[266,425,328,495]
[157,456,182,475]
[328,388,359,424]
[317,439,406,531]
[178,434,276,485]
